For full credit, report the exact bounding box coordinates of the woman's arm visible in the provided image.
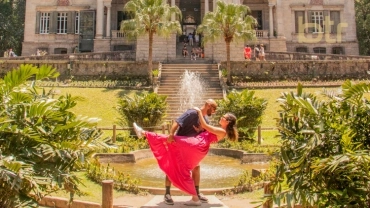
[194,107,226,140]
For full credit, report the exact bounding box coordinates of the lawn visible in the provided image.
[40,85,342,145]
[43,86,340,128]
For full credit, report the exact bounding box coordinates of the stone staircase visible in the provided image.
[157,64,224,123]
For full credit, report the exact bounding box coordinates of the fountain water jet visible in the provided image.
[178,70,207,113]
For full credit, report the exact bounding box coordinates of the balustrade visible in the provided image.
[255,30,269,38]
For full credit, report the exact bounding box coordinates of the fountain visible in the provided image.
[96,70,271,195]
[178,70,206,113]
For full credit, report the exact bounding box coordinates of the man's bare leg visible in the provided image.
[164,176,174,205]
[191,165,208,203]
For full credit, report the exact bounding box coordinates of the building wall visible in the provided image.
[21,0,359,58]
[277,0,358,55]
[23,0,94,56]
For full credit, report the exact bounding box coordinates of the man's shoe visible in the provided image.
[184,200,201,206]
[164,194,174,205]
[133,122,143,138]
[198,193,208,203]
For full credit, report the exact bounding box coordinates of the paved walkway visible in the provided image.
[113,194,257,208]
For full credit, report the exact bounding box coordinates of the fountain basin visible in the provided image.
[95,148,271,195]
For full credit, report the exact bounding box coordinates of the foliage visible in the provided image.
[0,64,111,207]
[272,82,370,207]
[35,79,150,88]
[232,158,278,194]
[216,89,267,140]
[215,139,279,154]
[117,91,167,131]
[197,1,256,83]
[152,69,159,77]
[101,135,150,153]
[221,68,227,77]
[355,0,370,55]
[120,0,182,83]
[86,158,141,194]
[0,0,25,56]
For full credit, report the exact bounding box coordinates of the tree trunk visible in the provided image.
[148,32,154,84]
[226,41,231,84]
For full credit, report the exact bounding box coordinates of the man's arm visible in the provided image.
[167,121,179,143]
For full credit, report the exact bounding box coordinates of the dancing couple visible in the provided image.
[133,99,238,206]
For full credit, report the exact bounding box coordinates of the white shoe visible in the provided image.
[133,122,143,138]
[184,200,201,206]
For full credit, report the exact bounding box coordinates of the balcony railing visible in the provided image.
[112,30,125,38]
[255,30,268,38]
[112,30,269,39]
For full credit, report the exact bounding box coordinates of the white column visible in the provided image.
[96,0,104,39]
[205,0,209,13]
[213,0,216,12]
[171,0,175,21]
[269,3,274,37]
[106,5,111,37]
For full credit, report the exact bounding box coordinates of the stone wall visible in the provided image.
[220,60,370,82]
[136,33,177,62]
[0,60,154,81]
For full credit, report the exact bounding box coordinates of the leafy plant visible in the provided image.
[221,68,227,77]
[197,1,256,83]
[86,158,141,194]
[120,0,182,83]
[0,64,110,207]
[117,92,167,132]
[272,81,370,207]
[152,69,159,77]
[216,89,267,140]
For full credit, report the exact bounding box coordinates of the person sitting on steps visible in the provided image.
[182,46,189,57]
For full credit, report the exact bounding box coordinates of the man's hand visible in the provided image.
[167,134,175,143]
[193,125,204,133]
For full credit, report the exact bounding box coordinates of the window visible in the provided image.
[313,47,326,54]
[296,47,308,53]
[330,11,340,34]
[332,47,344,54]
[57,12,68,34]
[75,12,80,34]
[310,11,324,33]
[39,12,50,34]
[295,11,305,33]
[54,48,68,54]
[251,11,262,30]
[117,11,134,30]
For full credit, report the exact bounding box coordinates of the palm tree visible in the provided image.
[0,64,108,207]
[197,1,256,83]
[120,0,182,83]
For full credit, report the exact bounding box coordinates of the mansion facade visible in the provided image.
[22,0,359,61]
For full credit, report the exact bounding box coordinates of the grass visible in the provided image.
[38,84,349,202]
[44,87,150,127]
[40,85,342,144]
[50,172,136,203]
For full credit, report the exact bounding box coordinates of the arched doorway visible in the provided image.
[177,0,201,58]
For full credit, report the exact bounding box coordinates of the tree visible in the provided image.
[271,82,370,207]
[355,0,370,55]
[0,64,109,207]
[197,1,256,83]
[0,0,25,56]
[120,0,182,83]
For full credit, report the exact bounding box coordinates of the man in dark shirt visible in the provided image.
[163,99,217,205]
